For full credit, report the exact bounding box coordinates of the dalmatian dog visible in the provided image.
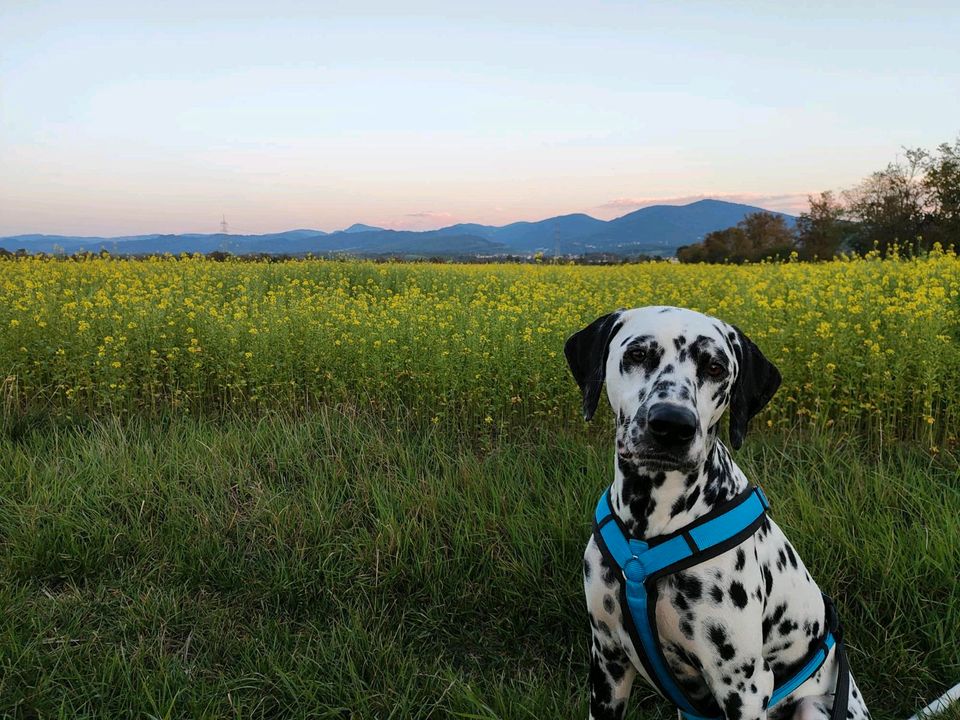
[565,306,870,720]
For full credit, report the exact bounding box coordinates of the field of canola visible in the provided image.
[1,252,959,718]
[2,251,959,446]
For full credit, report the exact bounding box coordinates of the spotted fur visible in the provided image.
[566,307,870,720]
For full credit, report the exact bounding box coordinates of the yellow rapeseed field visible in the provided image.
[1,250,958,445]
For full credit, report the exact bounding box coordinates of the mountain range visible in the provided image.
[0,199,796,258]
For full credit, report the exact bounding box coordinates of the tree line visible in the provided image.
[677,136,960,262]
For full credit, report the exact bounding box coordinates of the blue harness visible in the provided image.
[594,484,846,720]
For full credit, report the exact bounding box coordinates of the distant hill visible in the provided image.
[581,199,796,254]
[492,213,609,253]
[341,223,384,234]
[0,200,796,258]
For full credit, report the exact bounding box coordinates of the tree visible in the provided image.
[676,243,705,263]
[677,134,960,262]
[795,191,849,259]
[843,150,928,255]
[920,137,960,247]
[677,212,796,263]
[738,212,796,261]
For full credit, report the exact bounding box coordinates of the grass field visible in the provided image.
[0,412,957,719]
[1,255,959,719]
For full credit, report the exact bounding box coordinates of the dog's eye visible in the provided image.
[624,347,647,364]
[707,361,727,379]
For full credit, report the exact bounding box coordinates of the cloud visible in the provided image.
[404,211,455,220]
[596,192,813,217]
[379,211,458,231]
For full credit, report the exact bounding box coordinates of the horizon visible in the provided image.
[0,197,795,239]
[2,1,958,236]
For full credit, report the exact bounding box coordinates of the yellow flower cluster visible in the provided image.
[1,250,957,444]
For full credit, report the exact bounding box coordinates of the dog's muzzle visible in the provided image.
[617,402,700,471]
[646,403,697,448]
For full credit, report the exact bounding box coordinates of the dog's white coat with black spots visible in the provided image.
[565,306,871,720]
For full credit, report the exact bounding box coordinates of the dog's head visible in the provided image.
[564,306,781,470]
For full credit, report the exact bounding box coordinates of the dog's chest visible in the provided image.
[652,518,826,691]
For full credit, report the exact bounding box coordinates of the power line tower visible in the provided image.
[554,224,561,260]
[220,214,229,234]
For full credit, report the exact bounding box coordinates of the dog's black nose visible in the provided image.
[647,404,698,445]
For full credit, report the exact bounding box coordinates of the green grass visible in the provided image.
[1,409,957,719]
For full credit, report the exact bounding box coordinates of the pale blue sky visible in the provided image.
[1,0,958,235]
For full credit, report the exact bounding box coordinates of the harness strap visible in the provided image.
[595,485,770,582]
[832,642,850,720]
[768,630,836,707]
[594,484,846,720]
[595,486,769,718]
[825,595,850,720]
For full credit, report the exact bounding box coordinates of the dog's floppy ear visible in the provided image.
[564,310,624,421]
[728,325,781,450]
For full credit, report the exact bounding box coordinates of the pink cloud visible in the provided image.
[379,211,459,231]
[596,192,813,217]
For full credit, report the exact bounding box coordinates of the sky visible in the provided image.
[1,1,958,237]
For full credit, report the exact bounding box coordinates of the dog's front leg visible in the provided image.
[698,638,774,720]
[584,540,636,720]
[683,542,775,720]
[587,625,636,720]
